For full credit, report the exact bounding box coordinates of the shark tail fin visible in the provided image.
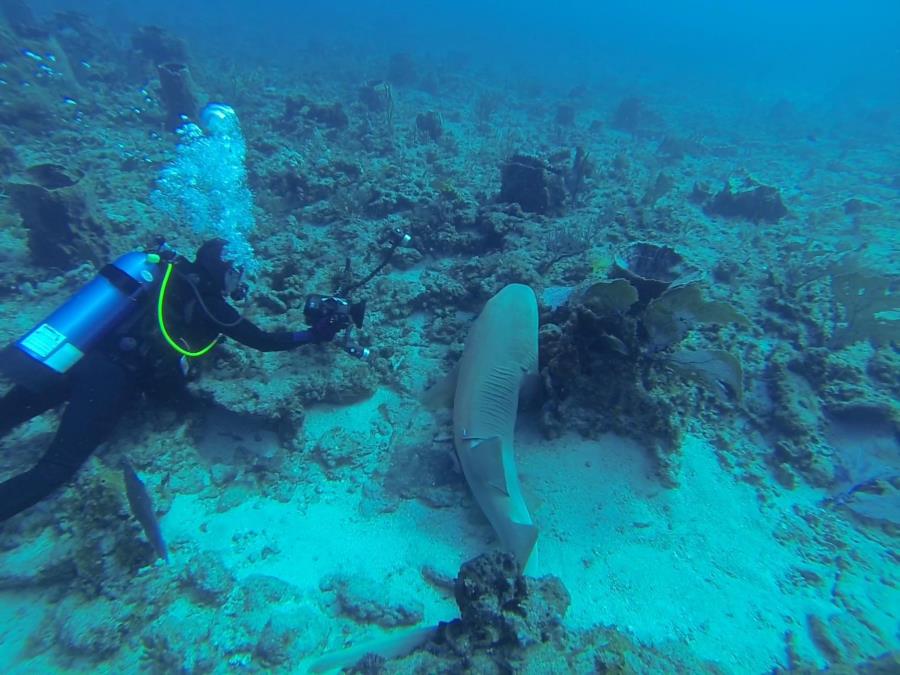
[508,519,539,571]
[469,436,510,495]
[308,624,439,673]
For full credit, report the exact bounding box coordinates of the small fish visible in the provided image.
[122,459,168,563]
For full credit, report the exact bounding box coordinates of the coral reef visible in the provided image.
[539,242,747,486]
[374,552,721,673]
[0,6,897,673]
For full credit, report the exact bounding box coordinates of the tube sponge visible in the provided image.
[150,104,259,275]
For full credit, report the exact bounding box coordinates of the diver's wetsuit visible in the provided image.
[0,262,306,522]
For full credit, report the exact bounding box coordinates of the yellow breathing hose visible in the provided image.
[157,263,219,357]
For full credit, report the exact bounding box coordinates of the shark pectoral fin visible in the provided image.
[421,362,460,410]
[469,436,510,496]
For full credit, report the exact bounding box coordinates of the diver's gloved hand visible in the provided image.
[293,317,341,345]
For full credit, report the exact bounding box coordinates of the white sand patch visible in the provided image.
[516,428,840,672]
[165,393,477,636]
[166,488,471,625]
[164,396,849,672]
[303,388,396,440]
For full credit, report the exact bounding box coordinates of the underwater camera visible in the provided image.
[303,294,366,332]
[305,227,412,362]
[303,294,368,360]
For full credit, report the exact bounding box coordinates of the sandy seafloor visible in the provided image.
[0,4,899,674]
[1,390,896,673]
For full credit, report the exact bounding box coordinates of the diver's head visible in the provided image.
[194,238,247,301]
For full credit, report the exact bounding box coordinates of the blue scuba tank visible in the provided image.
[0,252,163,391]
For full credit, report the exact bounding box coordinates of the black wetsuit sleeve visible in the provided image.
[208,297,302,352]
[223,320,301,352]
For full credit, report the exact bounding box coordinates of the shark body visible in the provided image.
[450,284,539,571]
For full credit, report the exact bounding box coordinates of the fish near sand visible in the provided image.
[122,458,168,563]
[426,284,540,572]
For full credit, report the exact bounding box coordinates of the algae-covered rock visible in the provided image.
[320,572,425,628]
[53,463,163,595]
[421,553,574,672]
[256,608,324,665]
[868,348,900,397]
[704,175,788,223]
[191,348,377,423]
[54,594,133,658]
[764,349,831,487]
[142,598,217,673]
[312,427,366,478]
[183,551,236,606]
[443,551,570,652]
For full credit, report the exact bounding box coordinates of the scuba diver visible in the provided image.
[0,238,342,523]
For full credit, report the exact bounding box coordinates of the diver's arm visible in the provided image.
[205,297,311,352]
[224,321,309,352]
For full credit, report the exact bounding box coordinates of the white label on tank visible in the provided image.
[44,342,84,374]
[20,323,67,358]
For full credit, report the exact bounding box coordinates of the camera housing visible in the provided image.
[303,294,366,330]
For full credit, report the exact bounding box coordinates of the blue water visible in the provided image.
[1,0,898,672]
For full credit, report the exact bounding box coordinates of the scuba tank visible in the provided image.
[0,252,163,391]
